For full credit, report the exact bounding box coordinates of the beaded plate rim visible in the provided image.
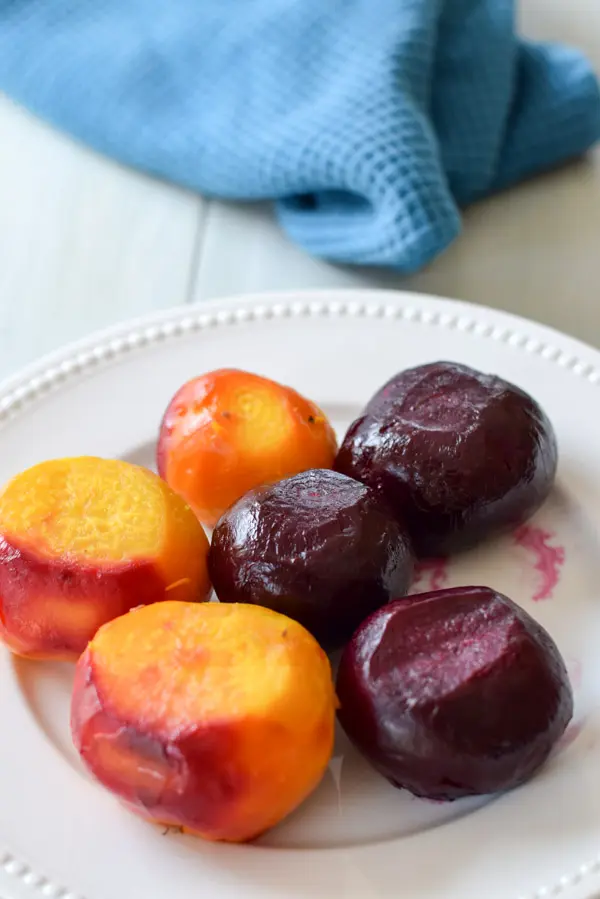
[1,287,599,899]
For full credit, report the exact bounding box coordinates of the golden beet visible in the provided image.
[71,601,337,842]
[157,368,338,527]
[0,457,210,660]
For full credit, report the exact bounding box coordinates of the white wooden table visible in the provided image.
[0,0,599,381]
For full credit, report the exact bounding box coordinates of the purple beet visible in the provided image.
[334,362,558,557]
[337,586,573,800]
[209,469,414,651]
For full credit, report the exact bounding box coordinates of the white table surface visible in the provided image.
[0,0,599,382]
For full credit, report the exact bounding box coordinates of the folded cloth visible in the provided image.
[0,0,599,271]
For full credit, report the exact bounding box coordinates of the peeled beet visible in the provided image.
[337,586,573,800]
[334,362,558,557]
[209,469,413,651]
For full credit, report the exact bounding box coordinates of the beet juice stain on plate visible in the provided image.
[409,525,565,604]
[411,558,449,593]
[513,524,566,601]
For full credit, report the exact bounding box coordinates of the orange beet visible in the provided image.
[157,368,338,527]
[0,458,210,660]
[71,601,336,842]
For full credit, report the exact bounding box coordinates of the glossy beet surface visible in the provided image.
[157,369,337,528]
[334,362,558,557]
[209,469,414,651]
[337,586,573,800]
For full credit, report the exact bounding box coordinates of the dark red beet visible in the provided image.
[208,469,413,651]
[337,586,573,800]
[334,362,558,557]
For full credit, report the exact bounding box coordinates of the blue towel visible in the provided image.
[0,1,599,271]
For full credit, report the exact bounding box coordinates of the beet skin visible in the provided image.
[334,362,558,557]
[336,586,573,800]
[209,469,414,651]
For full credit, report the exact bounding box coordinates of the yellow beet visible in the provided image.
[157,369,338,527]
[71,601,337,842]
[0,458,211,659]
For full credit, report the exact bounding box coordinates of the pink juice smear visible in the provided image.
[411,558,448,593]
[513,525,565,601]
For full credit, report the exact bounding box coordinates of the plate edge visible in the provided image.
[1,289,600,430]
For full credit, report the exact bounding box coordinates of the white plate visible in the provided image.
[1,289,600,899]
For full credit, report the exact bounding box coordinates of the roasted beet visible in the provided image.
[334,362,558,557]
[209,469,413,651]
[337,586,573,800]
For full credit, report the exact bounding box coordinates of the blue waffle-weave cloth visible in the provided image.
[0,0,599,271]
